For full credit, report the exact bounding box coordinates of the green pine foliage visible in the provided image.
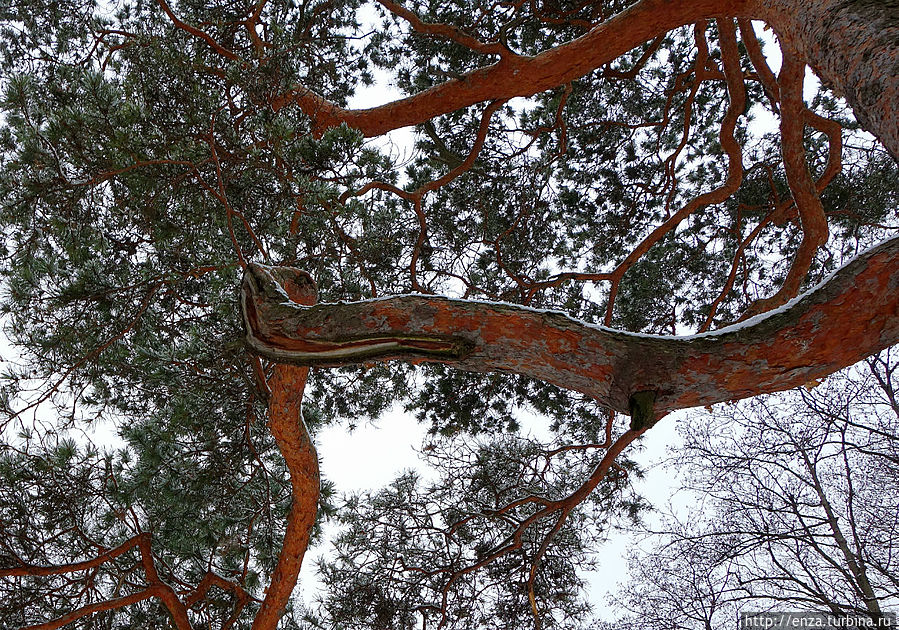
[0,0,896,628]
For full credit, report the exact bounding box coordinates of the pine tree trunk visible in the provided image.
[761,0,899,161]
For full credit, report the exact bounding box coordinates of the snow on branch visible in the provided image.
[242,236,899,418]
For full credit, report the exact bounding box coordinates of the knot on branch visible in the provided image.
[239,236,899,417]
[628,390,658,431]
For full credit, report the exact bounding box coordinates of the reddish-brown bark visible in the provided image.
[23,589,161,630]
[272,0,756,136]
[743,45,830,317]
[8,533,199,630]
[147,2,899,627]
[242,1,899,428]
[603,17,746,326]
[0,534,146,578]
[251,271,320,630]
[272,0,898,161]
[242,235,899,418]
[761,0,899,161]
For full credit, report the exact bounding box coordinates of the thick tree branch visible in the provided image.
[242,236,899,417]
[763,0,898,162]
[271,0,756,136]
[250,270,320,630]
[270,0,898,162]
[136,534,193,630]
[184,571,257,608]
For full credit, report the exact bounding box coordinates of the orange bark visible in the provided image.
[272,0,755,136]
[271,0,898,161]
[242,236,899,418]
[743,45,830,317]
[250,270,320,630]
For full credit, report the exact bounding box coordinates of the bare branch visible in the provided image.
[156,0,241,62]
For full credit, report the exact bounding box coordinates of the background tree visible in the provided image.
[614,350,899,629]
[0,0,897,628]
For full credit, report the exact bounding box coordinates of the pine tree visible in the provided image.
[0,1,896,628]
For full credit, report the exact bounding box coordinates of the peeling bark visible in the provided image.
[242,237,899,417]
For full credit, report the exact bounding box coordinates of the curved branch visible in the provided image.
[271,0,756,136]
[270,0,898,163]
[242,236,899,417]
[250,270,320,630]
[700,207,772,332]
[416,99,506,196]
[340,100,506,292]
[744,47,829,317]
[136,534,193,629]
[431,427,642,628]
[23,588,160,630]
[377,0,511,57]
[0,534,143,578]
[604,17,746,325]
[156,0,241,62]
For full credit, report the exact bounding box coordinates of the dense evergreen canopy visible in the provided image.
[0,0,896,628]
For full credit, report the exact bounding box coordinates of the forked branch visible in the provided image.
[250,270,321,630]
[266,0,898,164]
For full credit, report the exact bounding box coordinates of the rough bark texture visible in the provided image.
[762,0,899,162]
[242,236,899,417]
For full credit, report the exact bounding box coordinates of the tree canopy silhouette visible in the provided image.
[614,351,899,628]
[0,0,896,628]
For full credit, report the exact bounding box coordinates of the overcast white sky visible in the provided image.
[296,15,813,621]
[0,10,825,624]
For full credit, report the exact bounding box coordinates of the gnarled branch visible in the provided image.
[242,236,899,417]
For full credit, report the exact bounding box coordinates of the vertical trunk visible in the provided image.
[251,269,320,630]
[762,0,899,161]
[799,449,883,618]
[251,363,319,630]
